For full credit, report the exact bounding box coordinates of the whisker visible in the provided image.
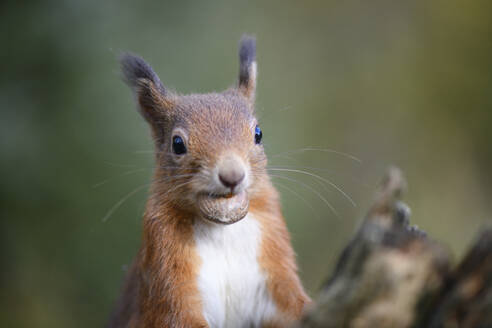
[269,164,365,186]
[269,167,335,194]
[267,164,337,174]
[157,165,199,170]
[102,183,151,222]
[103,161,140,168]
[153,173,196,184]
[162,180,195,198]
[269,174,339,218]
[273,181,320,219]
[271,147,361,163]
[102,172,198,222]
[267,168,356,207]
[92,168,149,188]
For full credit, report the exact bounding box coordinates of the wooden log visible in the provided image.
[420,229,492,328]
[299,167,492,328]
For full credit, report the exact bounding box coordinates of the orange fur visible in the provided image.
[110,182,208,327]
[251,182,311,323]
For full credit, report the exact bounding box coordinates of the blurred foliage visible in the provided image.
[1,0,492,326]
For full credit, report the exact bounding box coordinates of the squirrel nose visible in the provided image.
[219,171,245,189]
[217,155,246,190]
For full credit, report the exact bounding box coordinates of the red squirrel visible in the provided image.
[108,36,310,328]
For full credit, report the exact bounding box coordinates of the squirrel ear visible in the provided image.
[238,35,257,102]
[120,53,174,124]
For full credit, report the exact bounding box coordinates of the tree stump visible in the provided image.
[300,167,492,328]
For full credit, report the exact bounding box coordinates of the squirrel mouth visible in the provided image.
[196,190,249,225]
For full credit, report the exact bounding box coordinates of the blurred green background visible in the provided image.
[1,0,492,326]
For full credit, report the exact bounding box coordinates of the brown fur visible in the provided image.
[109,37,310,327]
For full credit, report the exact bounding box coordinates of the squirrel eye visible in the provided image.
[254,125,262,144]
[172,136,187,155]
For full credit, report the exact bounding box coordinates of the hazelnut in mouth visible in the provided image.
[197,190,249,225]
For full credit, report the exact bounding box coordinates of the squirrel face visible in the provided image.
[159,92,266,224]
[121,37,266,224]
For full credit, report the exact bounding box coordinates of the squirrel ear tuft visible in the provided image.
[120,53,174,124]
[238,35,256,102]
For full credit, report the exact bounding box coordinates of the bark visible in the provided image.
[300,167,492,328]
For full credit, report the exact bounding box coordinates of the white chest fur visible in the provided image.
[193,214,277,328]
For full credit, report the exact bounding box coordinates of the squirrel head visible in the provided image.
[121,36,268,224]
